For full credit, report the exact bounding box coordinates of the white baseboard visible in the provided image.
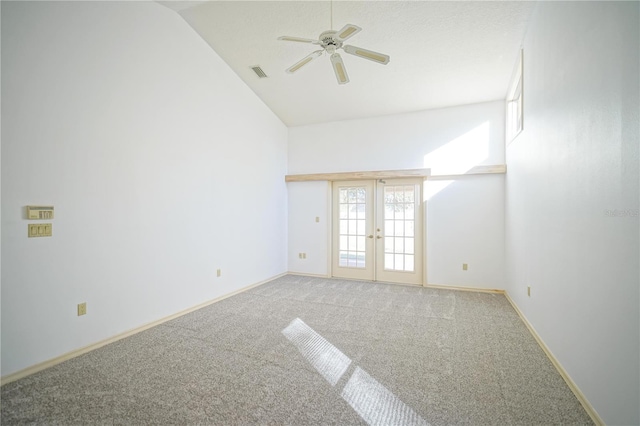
[288,274,505,294]
[424,282,504,294]
[503,291,604,426]
[0,272,286,386]
[286,271,330,278]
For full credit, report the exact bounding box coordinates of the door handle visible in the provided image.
[376,235,382,239]
[367,235,374,239]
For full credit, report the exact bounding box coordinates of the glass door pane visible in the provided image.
[375,179,423,285]
[332,181,374,281]
[338,187,367,268]
[382,185,416,272]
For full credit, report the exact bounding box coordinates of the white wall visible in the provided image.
[505,2,639,424]
[287,181,330,275]
[427,175,504,288]
[1,1,288,377]
[288,101,505,289]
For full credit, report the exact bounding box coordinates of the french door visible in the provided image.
[331,179,423,285]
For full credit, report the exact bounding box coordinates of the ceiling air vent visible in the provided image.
[251,66,268,79]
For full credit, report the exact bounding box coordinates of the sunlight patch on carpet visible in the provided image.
[282,318,351,386]
[283,318,429,426]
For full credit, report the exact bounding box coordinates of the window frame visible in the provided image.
[506,49,524,144]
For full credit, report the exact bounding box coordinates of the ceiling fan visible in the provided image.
[278,23,390,85]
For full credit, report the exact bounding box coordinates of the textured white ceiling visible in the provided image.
[162,1,535,127]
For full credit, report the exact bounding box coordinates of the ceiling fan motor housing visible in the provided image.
[319,30,342,50]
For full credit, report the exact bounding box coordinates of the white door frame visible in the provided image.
[330,178,425,285]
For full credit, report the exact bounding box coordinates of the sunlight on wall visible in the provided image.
[424,180,455,200]
[424,122,490,175]
[423,122,490,200]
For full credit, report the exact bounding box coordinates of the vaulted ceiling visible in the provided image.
[160,1,535,127]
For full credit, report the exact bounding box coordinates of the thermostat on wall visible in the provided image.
[27,206,54,220]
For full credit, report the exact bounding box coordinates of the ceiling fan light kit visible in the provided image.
[278,23,390,85]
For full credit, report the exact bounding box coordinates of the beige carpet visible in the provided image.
[1,275,593,425]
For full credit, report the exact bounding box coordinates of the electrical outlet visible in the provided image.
[303,253,307,259]
[315,217,320,223]
[462,263,468,271]
[217,269,221,277]
[77,302,87,316]
[527,286,531,297]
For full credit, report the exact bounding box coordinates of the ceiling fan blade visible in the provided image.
[334,24,362,43]
[286,50,324,74]
[343,45,390,65]
[330,53,349,85]
[278,36,320,45]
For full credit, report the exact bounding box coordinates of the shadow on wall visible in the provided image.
[423,121,491,200]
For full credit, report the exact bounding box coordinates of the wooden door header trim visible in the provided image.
[285,168,430,182]
[285,165,506,182]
